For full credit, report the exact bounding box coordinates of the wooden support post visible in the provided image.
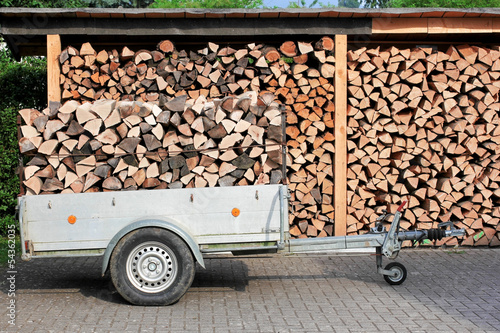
[17,115,25,196]
[47,34,61,105]
[334,34,347,236]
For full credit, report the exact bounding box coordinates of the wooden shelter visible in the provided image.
[3,8,500,245]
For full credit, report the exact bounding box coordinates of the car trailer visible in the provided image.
[18,182,465,305]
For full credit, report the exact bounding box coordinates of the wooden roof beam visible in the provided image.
[373,17,500,34]
[0,17,371,37]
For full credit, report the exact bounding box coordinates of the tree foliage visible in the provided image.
[0,0,84,7]
[0,0,155,7]
[287,0,319,8]
[0,44,46,235]
[150,0,262,8]
[389,0,500,7]
[337,0,360,8]
[84,0,155,7]
[362,0,500,7]
[360,0,390,7]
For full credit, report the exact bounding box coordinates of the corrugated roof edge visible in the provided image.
[1,7,500,18]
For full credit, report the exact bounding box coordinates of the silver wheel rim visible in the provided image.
[126,241,178,293]
[389,267,403,282]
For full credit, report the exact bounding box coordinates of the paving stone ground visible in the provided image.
[1,248,499,333]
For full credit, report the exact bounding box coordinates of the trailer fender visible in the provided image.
[101,218,205,276]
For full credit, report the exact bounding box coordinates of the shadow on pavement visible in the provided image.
[4,255,256,304]
[4,253,384,305]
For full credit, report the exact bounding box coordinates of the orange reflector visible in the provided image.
[68,215,77,224]
[232,208,240,217]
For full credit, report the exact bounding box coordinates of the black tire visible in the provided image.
[383,262,407,285]
[110,228,196,305]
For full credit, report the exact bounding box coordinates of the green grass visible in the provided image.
[0,236,21,267]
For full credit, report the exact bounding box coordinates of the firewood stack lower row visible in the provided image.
[19,91,286,195]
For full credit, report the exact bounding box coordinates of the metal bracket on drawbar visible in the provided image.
[381,201,406,259]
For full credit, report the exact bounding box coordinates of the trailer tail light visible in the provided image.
[24,240,32,256]
[232,208,240,217]
[68,215,77,224]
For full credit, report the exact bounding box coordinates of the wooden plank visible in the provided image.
[318,11,340,18]
[47,34,61,104]
[421,11,446,18]
[373,18,495,34]
[398,12,424,18]
[185,12,205,18]
[75,11,90,18]
[338,12,354,18]
[144,12,166,19]
[297,12,319,18]
[109,13,124,19]
[275,11,299,18]
[258,12,280,18]
[123,12,146,19]
[442,11,469,18]
[223,12,245,18]
[492,18,500,32]
[334,34,347,237]
[90,12,111,18]
[372,18,427,34]
[428,18,492,34]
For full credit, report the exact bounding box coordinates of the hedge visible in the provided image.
[0,44,46,235]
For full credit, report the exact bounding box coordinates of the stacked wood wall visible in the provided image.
[345,44,500,247]
[20,36,500,246]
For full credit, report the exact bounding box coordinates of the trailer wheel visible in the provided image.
[383,262,407,285]
[110,228,195,305]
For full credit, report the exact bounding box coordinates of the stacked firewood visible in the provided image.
[20,38,500,245]
[346,44,500,247]
[58,38,335,104]
[54,38,337,238]
[272,39,336,238]
[283,79,336,238]
[19,92,286,194]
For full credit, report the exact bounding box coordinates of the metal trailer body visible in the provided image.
[18,184,287,262]
[18,183,465,305]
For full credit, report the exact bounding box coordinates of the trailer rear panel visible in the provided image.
[19,184,286,258]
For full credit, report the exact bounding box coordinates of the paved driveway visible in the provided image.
[1,248,499,332]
